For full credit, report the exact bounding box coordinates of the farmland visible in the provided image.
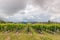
[0,23,60,40]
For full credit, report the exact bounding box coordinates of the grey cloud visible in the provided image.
[34,0,60,14]
[52,17,60,22]
[33,0,52,7]
[0,0,60,15]
[0,0,60,22]
[0,0,27,15]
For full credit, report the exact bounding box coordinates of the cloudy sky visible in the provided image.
[0,0,60,22]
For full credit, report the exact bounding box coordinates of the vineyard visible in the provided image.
[0,23,60,33]
[0,23,60,40]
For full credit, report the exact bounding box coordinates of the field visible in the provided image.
[0,23,60,40]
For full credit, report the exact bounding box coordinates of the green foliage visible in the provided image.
[31,24,60,33]
[0,23,60,33]
[0,24,25,32]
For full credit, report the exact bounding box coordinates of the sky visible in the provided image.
[0,0,60,22]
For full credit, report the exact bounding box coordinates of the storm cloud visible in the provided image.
[0,0,27,15]
[0,0,60,22]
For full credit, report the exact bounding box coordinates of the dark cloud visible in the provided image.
[33,0,48,6]
[0,0,60,22]
[0,0,27,15]
[33,0,54,10]
[33,0,45,6]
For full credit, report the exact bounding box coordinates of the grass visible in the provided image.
[0,32,60,40]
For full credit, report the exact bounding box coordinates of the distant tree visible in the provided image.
[48,20,51,24]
